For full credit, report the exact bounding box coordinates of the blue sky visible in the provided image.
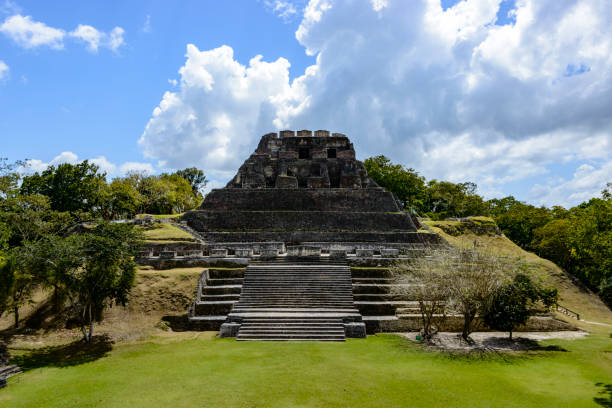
[1,1,312,164]
[1,0,610,207]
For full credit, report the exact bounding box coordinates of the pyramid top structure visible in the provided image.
[223,129,379,190]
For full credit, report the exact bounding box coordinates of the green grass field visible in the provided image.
[2,331,611,407]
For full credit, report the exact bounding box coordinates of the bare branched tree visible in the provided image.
[447,247,511,342]
[393,245,516,343]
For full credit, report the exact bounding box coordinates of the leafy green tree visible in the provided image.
[494,202,551,249]
[531,219,572,270]
[484,273,557,339]
[424,180,487,219]
[63,223,143,342]
[20,161,107,213]
[175,167,207,196]
[21,235,83,313]
[0,194,73,247]
[0,254,16,317]
[121,172,199,215]
[364,155,427,211]
[566,194,612,304]
[98,179,143,220]
[0,158,22,200]
[4,248,36,328]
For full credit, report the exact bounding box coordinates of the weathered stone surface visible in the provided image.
[159,250,176,259]
[219,322,241,337]
[234,248,253,257]
[344,322,367,338]
[330,249,348,258]
[287,245,321,257]
[380,249,399,257]
[356,249,374,257]
[182,130,431,248]
[210,248,228,257]
[197,188,403,212]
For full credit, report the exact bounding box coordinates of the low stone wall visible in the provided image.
[365,315,576,334]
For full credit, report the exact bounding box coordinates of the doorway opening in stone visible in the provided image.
[299,148,310,159]
[327,148,337,158]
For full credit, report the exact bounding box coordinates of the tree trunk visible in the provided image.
[509,330,513,340]
[13,306,19,328]
[81,325,89,343]
[89,322,94,342]
[462,312,475,342]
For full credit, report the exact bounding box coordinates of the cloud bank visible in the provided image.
[140,0,612,207]
[22,152,154,178]
[0,14,125,52]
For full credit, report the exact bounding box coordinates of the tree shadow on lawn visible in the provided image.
[395,336,568,364]
[595,383,612,407]
[9,336,113,371]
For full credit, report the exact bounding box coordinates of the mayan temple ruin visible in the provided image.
[172,129,446,341]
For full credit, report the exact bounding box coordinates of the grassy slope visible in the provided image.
[425,218,612,327]
[141,223,195,242]
[2,333,611,407]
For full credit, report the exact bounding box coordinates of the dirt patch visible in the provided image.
[398,331,588,352]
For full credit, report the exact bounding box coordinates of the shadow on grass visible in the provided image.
[393,335,568,365]
[595,383,612,407]
[482,337,568,352]
[10,336,113,371]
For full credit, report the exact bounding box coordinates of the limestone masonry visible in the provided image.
[183,129,438,248]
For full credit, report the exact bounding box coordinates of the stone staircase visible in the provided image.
[189,268,244,330]
[221,261,366,341]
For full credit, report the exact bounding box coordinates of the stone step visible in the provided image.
[206,278,244,285]
[240,324,343,328]
[237,337,345,342]
[354,301,398,316]
[239,320,345,324]
[350,268,394,278]
[219,262,363,341]
[202,293,240,299]
[194,301,236,315]
[238,331,345,337]
[203,285,242,295]
[230,307,359,313]
[352,278,394,284]
[208,269,245,278]
[353,283,394,294]
[353,293,406,301]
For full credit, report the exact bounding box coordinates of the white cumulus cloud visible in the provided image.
[70,24,125,53]
[529,161,612,207]
[141,0,612,207]
[0,14,65,49]
[139,44,297,181]
[1,14,125,52]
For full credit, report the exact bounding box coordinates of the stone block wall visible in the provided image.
[199,188,403,212]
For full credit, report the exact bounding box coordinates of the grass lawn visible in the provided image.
[2,331,611,407]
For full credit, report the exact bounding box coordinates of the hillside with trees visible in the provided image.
[365,155,611,307]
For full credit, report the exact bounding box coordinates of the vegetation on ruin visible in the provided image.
[425,218,612,326]
[393,246,558,341]
[141,223,195,242]
[1,332,610,407]
[366,155,611,307]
